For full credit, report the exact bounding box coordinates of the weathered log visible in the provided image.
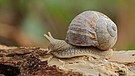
[0,45,135,76]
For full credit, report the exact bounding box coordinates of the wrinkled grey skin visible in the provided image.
[45,32,113,59]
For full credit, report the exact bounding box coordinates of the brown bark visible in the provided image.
[0,45,135,76]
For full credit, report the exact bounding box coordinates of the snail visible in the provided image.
[44,11,117,59]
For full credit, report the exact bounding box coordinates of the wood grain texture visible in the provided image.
[0,45,135,76]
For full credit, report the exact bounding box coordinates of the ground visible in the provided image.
[0,45,135,76]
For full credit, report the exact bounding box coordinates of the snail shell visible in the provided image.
[66,11,117,50]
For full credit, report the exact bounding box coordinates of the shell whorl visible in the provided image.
[66,11,117,50]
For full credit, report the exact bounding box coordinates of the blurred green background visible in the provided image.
[0,0,135,50]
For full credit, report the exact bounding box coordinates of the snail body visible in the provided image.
[44,32,113,59]
[44,11,117,59]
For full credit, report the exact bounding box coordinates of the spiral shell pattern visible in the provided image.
[66,11,117,50]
